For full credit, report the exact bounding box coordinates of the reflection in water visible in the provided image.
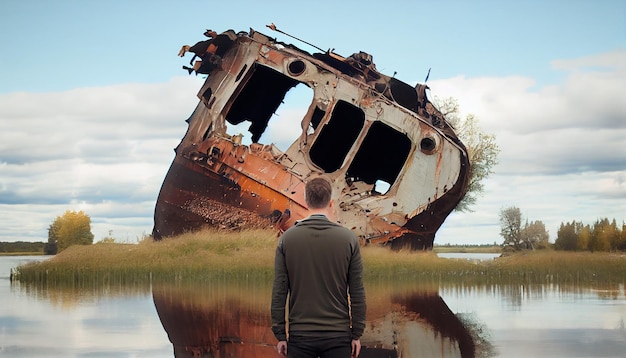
[7,251,622,358]
[152,282,490,358]
[366,291,474,357]
[153,282,278,357]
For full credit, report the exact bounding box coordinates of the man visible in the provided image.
[271,177,366,358]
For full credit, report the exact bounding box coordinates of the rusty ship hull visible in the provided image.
[153,27,469,250]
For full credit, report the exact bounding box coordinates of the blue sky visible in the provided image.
[3,0,623,92]
[1,0,625,244]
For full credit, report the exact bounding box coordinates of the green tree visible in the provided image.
[499,206,522,250]
[555,221,579,251]
[607,219,622,251]
[48,210,94,252]
[435,97,500,212]
[45,219,61,254]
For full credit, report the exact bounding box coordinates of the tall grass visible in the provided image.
[364,247,625,286]
[14,229,277,287]
[488,250,626,285]
[13,229,626,288]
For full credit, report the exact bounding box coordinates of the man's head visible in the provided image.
[304,177,332,209]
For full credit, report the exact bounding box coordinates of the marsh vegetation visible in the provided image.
[13,229,626,288]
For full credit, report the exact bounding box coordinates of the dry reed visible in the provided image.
[13,229,626,288]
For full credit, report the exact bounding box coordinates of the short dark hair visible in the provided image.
[305,177,332,209]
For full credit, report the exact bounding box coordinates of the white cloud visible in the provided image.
[433,50,626,244]
[551,49,626,72]
[0,76,200,241]
[431,49,626,134]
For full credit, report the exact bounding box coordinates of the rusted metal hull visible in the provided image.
[153,28,469,250]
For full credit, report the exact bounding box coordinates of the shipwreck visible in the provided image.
[152,25,470,250]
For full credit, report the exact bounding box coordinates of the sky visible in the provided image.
[1,0,624,245]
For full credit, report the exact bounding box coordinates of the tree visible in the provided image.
[607,219,622,251]
[48,210,94,252]
[499,206,522,250]
[520,220,550,250]
[554,221,579,251]
[435,97,500,212]
[619,223,626,251]
[0,241,45,253]
[589,218,612,252]
[45,218,60,254]
[555,218,625,252]
[577,224,591,251]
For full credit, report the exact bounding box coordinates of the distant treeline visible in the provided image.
[0,241,45,254]
[555,218,626,252]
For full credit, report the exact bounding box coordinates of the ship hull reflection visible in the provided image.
[153,282,479,357]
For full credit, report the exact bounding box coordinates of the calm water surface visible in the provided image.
[436,253,501,261]
[1,255,624,358]
[0,256,171,357]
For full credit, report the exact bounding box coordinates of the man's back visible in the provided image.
[271,176,366,357]
[278,214,364,335]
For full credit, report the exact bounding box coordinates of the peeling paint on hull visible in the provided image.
[153,27,470,250]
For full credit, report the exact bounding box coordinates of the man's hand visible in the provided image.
[351,339,361,357]
[277,340,287,357]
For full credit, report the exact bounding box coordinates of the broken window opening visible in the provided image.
[225,64,307,148]
[227,84,312,151]
[262,85,313,151]
[310,100,365,173]
[346,121,411,194]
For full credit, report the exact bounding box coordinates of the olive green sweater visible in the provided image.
[271,214,366,341]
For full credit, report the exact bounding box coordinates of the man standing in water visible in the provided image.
[271,177,366,358]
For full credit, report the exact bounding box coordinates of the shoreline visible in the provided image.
[9,229,625,287]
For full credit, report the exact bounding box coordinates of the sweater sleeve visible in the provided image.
[271,240,289,341]
[348,239,366,339]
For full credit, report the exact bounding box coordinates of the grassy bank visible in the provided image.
[13,229,626,287]
[14,229,277,286]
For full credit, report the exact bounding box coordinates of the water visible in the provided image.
[436,252,501,261]
[0,256,171,357]
[1,255,625,357]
